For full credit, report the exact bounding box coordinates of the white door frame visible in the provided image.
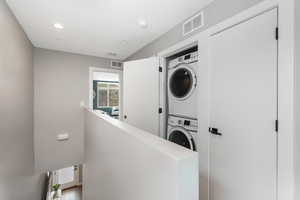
[60,165,80,189]
[89,67,123,118]
[53,165,80,190]
[158,0,295,200]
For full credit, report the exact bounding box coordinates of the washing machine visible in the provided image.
[167,115,198,151]
[168,51,198,119]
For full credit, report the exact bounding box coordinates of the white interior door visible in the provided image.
[123,57,160,136]
[209,9,277,200]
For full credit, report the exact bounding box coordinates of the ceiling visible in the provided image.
[7,0,212,60]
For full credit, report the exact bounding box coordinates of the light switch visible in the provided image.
[80,101,85,108]
[57,133,69,141]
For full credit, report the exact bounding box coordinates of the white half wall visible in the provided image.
[83,108,198,200]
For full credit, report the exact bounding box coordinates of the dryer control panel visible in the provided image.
[169,52,198,68]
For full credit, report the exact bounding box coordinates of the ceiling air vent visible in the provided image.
[111,61,123,69]
[183,12,204,36]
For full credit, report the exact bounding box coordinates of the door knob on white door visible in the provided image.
[209,127,222,136]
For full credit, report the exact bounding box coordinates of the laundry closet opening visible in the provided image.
[165,45,199,151]
[89,68,123,119]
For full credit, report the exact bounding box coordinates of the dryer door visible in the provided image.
[168,128,195,151]
[169,64,196,100]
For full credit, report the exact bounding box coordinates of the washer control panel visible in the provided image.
[168,115,198,131]
[169,52,198,68]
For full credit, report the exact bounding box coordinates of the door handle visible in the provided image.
[124,115,127,119]
[209,127,222,136]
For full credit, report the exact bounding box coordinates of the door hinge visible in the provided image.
[275,27,279,40]
[158,107,163,114]
[275,120,279,132]
[159,66,162,72]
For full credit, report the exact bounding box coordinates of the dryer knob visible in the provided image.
[184,120,191,126]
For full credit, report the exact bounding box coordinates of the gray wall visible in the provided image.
[0,0,45,199]
[127,0,263,60]
[34,48,111,172]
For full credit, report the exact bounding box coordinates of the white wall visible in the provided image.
[132,1,296,200]
[93,71,119,82]
[294,0,300,198]
[126,0,264,61]
[34,48,112,172]
[83,109,198,200]
[0,0,45,199]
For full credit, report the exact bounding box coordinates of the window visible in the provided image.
[93,81,120,118]
[96,82,119,108]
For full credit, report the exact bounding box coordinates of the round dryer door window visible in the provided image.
[168,129,195,151]
[169,65,196,100]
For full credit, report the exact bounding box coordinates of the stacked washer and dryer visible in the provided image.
[167,47,199,151]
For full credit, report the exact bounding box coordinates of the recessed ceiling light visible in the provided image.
[53,23,64,29]
[107,52,117,57]
[138,19,148,29]
[120,40,128,45]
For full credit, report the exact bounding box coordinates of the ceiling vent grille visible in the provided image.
[183,12,204,36]
[111,61,123,69]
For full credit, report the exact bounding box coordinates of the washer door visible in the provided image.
[168,128,195,151]
[169,65,196,100]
